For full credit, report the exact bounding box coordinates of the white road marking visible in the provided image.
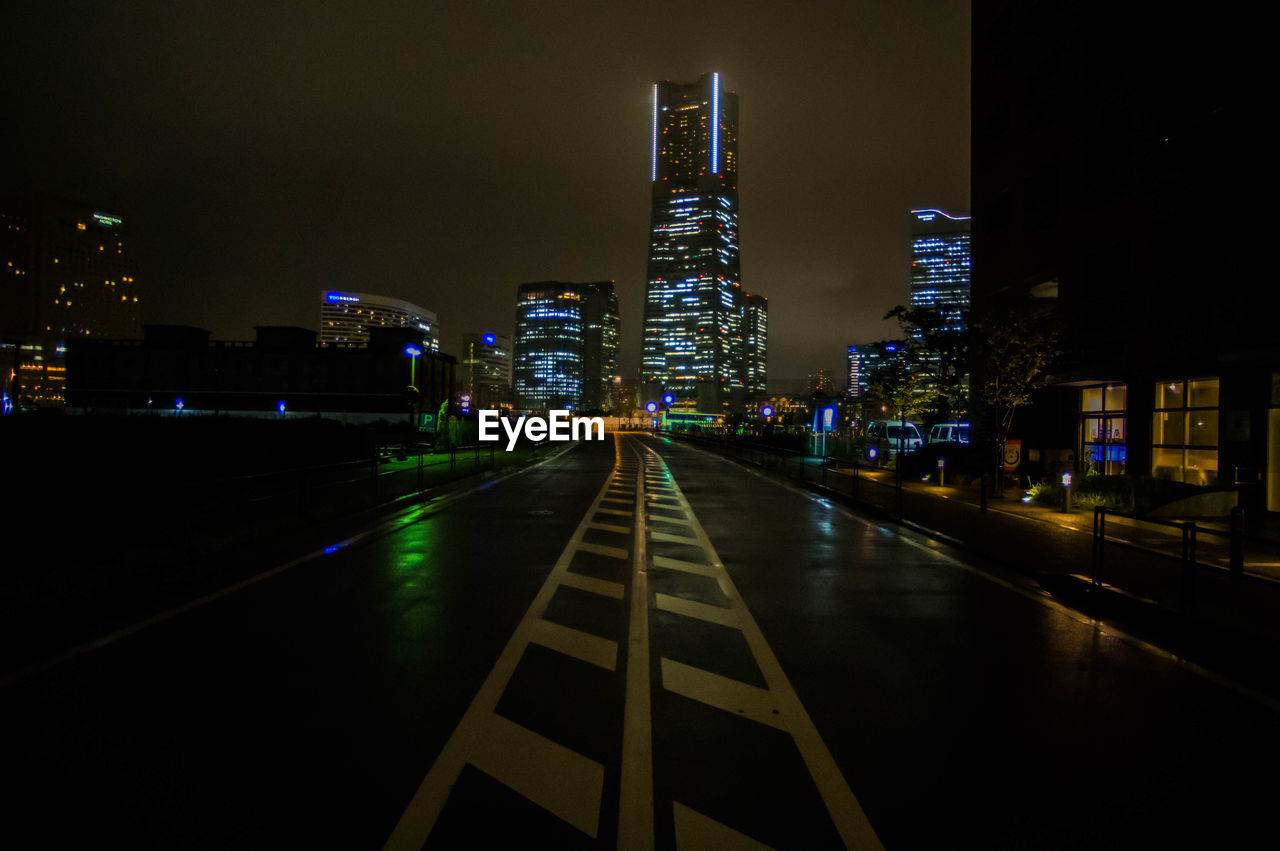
[588,521,633,535]
[655,593,739,628]
[528,618,617,672]
[636,442,885,851]
[560,571,627,600]
[672,801,775,851]
[618,439,655,850]
[385,439,627,848]
[651,555,720,578]
[660,658,785,730]
[577,541,630,560]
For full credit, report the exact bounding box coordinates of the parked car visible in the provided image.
[865,420,924,459]
[928,421,972,445]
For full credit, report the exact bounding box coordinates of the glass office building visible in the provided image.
[513,281,619,412]
[641,72,766,402]
[910,208,971,332]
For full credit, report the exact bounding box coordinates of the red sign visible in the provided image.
[1003,440,1022,471]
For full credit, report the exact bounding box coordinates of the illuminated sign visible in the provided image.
[483,333,496,345]
[911,208,971,223]
[92,213,123,227]
[325,292,360,304]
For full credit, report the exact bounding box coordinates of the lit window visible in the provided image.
[1152,378,1219,486]
[1081,384,1126,475]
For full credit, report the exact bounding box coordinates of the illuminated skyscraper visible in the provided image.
[318,290,440,352]
[513,281,619,412]
[740,292,768,394]
[642,72,764,404]
[910,208,971,332]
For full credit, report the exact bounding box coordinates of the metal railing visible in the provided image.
[1090,505,1279,613]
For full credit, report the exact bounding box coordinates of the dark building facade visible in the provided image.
[513,281,620,412]
[459,332,513,410]
[67,325,453,422]
[972,2,1273,509]
[641,72,766,406]
[2,197,141,408]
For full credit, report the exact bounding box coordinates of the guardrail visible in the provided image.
[1091,506,1278,613]
[659,429,908,515]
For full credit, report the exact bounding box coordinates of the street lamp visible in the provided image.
[278,400,286,418]
[761,404,774,418]
[403,344,422,387]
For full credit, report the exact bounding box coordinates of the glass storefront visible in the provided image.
[1152,378,1219,486]
[1082,384,1126,475]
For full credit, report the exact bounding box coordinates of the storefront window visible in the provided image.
[1152,377,1219,486]
[1082,383,1126,475]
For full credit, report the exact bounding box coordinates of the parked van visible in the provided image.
[865,420,923,459]
[929,422,972,445]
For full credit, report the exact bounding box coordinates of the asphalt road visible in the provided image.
[3,433,1277,849]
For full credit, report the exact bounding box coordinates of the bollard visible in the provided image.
[1229,505,1245,579]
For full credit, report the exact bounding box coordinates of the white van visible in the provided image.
[865,420,923,458]
[929,422,972,445]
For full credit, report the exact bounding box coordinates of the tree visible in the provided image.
[863,340,932,431]
[883,305,971,420]
[970,311,1060,488]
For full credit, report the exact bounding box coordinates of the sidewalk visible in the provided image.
[849,466,1280,584]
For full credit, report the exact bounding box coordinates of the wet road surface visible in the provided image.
[2,433,1278,848]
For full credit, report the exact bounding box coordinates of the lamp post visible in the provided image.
[403,344,422,386]
[404,344,423,429]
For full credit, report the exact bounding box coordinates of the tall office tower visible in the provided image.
[642,72,762,405]
[847,342,903,398]
[846,345,864,396]
[739,291,768,394]
[910,208,971,332]
[459,332,513,409]
[318,290,440,352]
[513,281,619,412]
[1,197,141,408]
[579,282,621,411]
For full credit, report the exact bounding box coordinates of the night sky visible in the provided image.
[2,1,969,387]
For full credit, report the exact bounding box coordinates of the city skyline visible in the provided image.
[0,1,970,383]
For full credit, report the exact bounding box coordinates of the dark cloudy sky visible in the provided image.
[2,0,969,386]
